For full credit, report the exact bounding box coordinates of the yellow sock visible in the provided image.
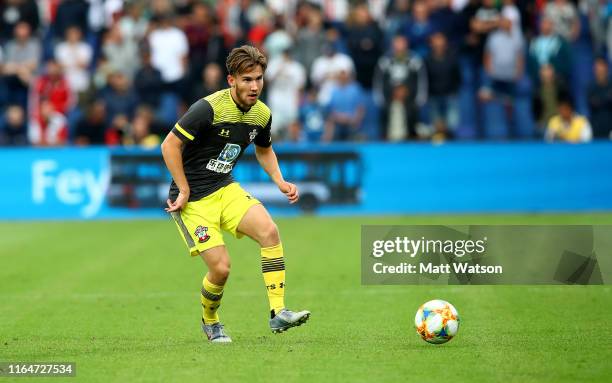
[261,243,285,318]
[201,275,224,325]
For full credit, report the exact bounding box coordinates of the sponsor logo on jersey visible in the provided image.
[206,143,242,174]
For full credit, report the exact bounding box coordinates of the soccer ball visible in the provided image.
[414,299,460,344]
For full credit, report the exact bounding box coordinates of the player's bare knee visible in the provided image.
[259,222,280,247]
[213,262,231,282]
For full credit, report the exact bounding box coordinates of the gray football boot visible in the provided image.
[269,309,311,333]
[202,322,232,343]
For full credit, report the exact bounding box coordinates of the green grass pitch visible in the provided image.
[1,214,611,382]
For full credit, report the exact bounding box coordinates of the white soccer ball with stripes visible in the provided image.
[414,299,460,344]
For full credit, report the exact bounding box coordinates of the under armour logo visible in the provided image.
[219,129,230,138]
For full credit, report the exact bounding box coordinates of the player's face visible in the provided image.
[229,65,264,109]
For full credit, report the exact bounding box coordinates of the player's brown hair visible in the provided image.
[226,45,267,75]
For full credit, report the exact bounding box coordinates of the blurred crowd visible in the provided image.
[0,0,611,147]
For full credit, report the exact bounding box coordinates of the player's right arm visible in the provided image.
[161,99,214,212]
[161,132,189,212]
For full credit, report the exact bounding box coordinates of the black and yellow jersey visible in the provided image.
[169,88,272,201]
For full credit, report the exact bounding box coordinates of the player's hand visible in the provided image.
[165,191,189,212]
[278,181,299,204]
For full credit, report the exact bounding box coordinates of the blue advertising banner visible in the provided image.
[0,148,109,219]
[1,142,611,219]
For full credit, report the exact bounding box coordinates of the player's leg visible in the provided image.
[169,191,230,342]
[199,245,230,323]
[199,245,232,343]
[236,204,285,313]
[220,183,310,332]
[235,203,310,333]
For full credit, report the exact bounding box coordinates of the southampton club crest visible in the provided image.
[194,225,210,243]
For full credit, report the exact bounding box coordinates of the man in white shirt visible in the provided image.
[148,14,189,88]
[265,49,306,140]
[55,25,93,96]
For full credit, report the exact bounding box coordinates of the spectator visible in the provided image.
[0,104,28,145]
[587,58,612,139]
[2,22,40,107]
[298,87,325,142]
[483,17,524,98]
[30,59,73,119]
[323,67,366,142]
[28,98,68,146]
[247,8,273,49]
[293,4,326,76]
[532,64,568,131]
[101,23,140,79]
[528,17,572,84]
[544,0,580,42]
[545,97,592,143]
[55,26,93,97]
[425,32,461,136]
[86,0,116,57]
[123,107,161,148]
[265,49,306,140]
[98,71,139,122]
[470,0,501,59]
[191,62,224,102]
[481,17,524,139]
[134,49,164,108]
[104,113,130,145]
[263,17,293,60]
[74,100,107,145]
[0,0,40,42]
[92,56,114,90]
[148,13,189,97]
[148,9,189,123]
[345,3,383,89]
[222,0,268,44]
[183,2,212,82]
[374,34,428,140]
[202,13,229,72]
[404,0,436,58]
[118,2,149,42]
[310,42,355,105]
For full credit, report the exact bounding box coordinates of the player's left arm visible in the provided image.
[255,145,299,204]
[254,115,299,204]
